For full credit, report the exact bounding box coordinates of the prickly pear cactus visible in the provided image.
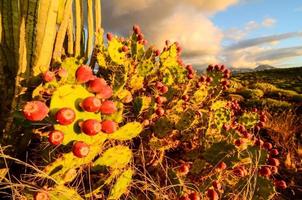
[18,26,283,200]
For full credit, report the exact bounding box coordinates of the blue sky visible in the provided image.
[211,0,302,68]
[103,0,302,68]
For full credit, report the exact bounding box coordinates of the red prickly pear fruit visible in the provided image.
[179,195,190,200]
[234,139,244,147]
[268,158,280,166]
[155,96,167,104]
[271,166,278,174]
[207,189,219,200]
[160,85,169,94]
[178,163,190,175]
[58,67,68,78]
[270,149,279,156]
[182,95,189,102]
[81,119,102,136]
[217,161,227,171]
[142,119,150,127]
[252,108,258,112]
[259,166,272,177]
[223,68,231,74]
[263,142,273,150]
[133,25,141,34]
[107,32,114,41]
[206,76,213,83]
[165,40,170,46]
[176,46,182,54]
[222,124,230,131]
[101,120,118,134]
[88,78,108,93]
[143,40,148,45]
[55,108,76,125]
[76,65,93,84]
[254,125,261,132]
[34,191,49,200]
[154,49,161,56]
[224,73,231,79]
[196,82,202,88]
[155,81,164,90]
[81,96,101,112]
[258,121,265,128]
[155,107,165,116]
[72,141,90,158]
[220,65,225,71]
[122,45,129,52]
[186,65,193,73]
[187,73,194,79]
[207,64,214,71]
[48,130,64,145]
[260,115,267,122]
[99,100,117,115]
[96,85,113,99]
[233,166,245,177]
[42,71,55,82]
[255,138,264,147]
[199,75,206,82]
[188,192,200,200]
[221,80,229,86]
[177,58,184,66]
[214,64,220,71]
[212,180,222,190]
[222,86,228,90]
[137,33,144,41]
[274,180,287,189]
[23,101,49,121]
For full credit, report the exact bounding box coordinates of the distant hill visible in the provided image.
[254,64,275,71]
[231,64,276,74]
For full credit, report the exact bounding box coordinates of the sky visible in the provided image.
[102,0,302,69]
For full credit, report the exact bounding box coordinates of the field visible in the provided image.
[227,68,302,199]
[1,2,302,199]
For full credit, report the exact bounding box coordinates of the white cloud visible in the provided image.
[102,0,237,68]
[151,7,223,65]
[262,17,276,27]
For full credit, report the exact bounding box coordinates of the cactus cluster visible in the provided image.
[17,25,287,200]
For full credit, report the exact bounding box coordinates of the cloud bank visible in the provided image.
[102,1,302,68]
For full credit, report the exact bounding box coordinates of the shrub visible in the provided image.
[253,82,278,93]
[238,88,264,99]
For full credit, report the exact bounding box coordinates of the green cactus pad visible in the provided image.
[50,84,101,145]
[112,65,128,94]
[61,57,81,84]
[108,122,143,141]
[203,141,238,166]
[167,168,183,196]
[93,146,132,170]
[193,85,208,103]
[97,51,107,68]
[133,96,152,115]
[43,134,107,184]
[160,44,178,68]
[129,74,144,91]
[103,102,124,123]
[48,185,83,200]
[137,59,156,76]
[153,117,174,138]
[238,112,259,129]
[108,168,133,200]
[253,176,275,200]
[175,109,197,130]
[211,100,228,110]
[108,38,127,65]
